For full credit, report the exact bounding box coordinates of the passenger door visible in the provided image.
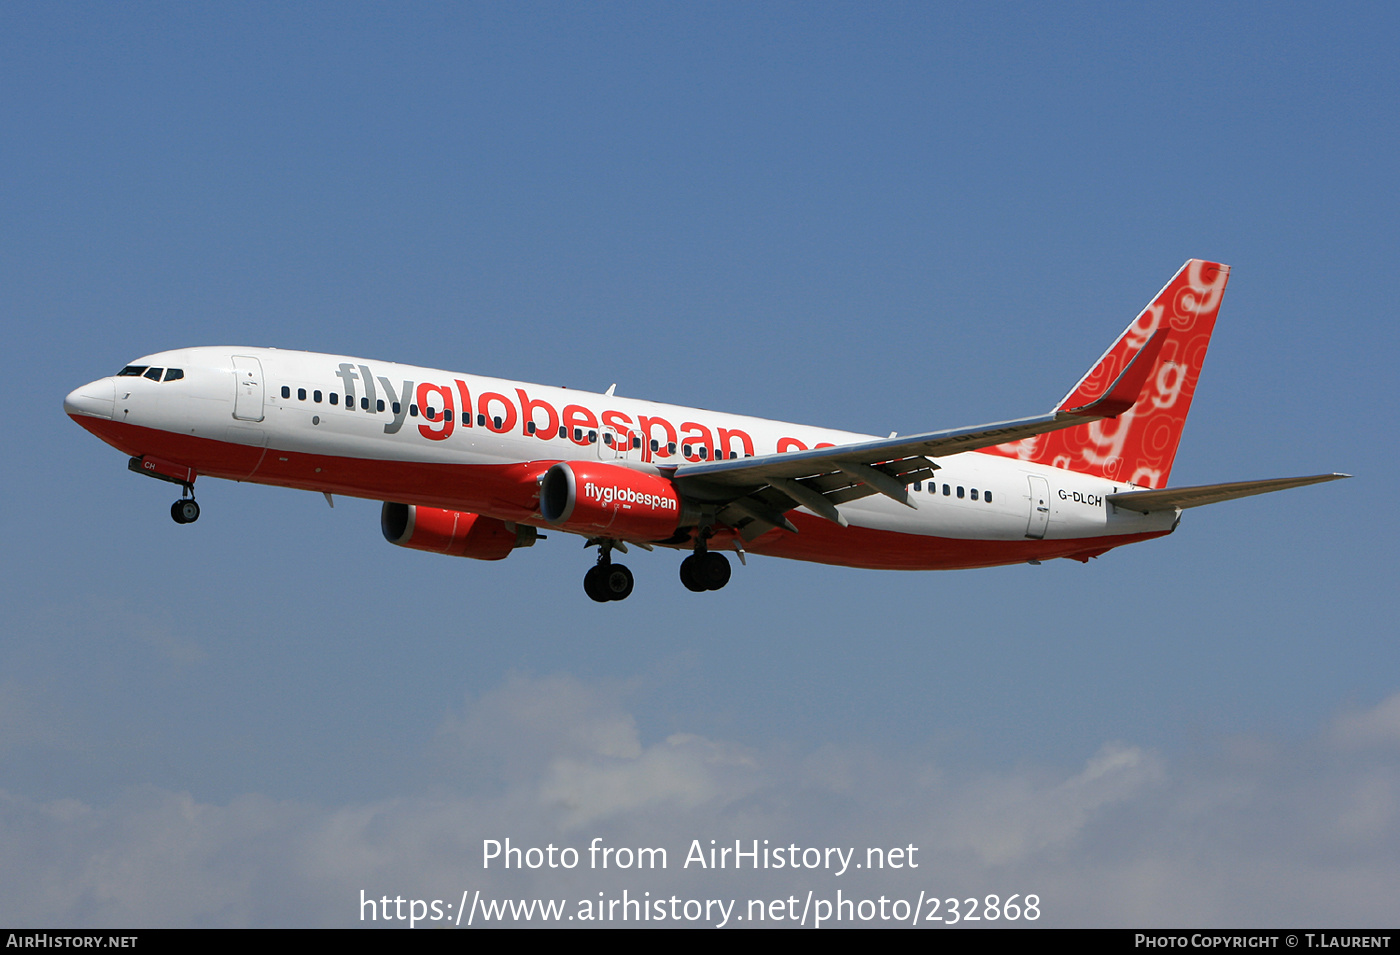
[232,355,265,422]
[1025,475,1051,539]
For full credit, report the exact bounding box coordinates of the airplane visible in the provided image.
[64,259,1346,601]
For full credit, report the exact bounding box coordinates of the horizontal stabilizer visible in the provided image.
[1106,473,1350,514]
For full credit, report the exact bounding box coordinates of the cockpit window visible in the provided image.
[117,365,184,381]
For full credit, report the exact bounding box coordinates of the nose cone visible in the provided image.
[64,378,116,419]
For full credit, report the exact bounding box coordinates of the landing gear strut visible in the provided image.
[583,540,634,602]
[170,486,200,525]
[679,534,731,593]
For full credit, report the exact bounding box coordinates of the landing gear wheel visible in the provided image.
[680,552,730,591]
[171,499,200,524]
[679,554,707,592]
[584,565,610,602]
[700,551,731,590]
[603,564,634,601]
[583,538,636,602]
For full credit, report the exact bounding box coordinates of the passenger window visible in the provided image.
[985,490,993,503]
[493,416,501,429]
[633,435,642,449]
[971,488,979,501]
[957,486,964,499]
[559,426,567,439]
[164,368,184,382]
[391,402,400,414]
[700,447,709,459]
[330,393,339,405]
[314,390,322,403]
[604,433,614,446]
[913,481,922,491]
[298,388,307,400]
[526,421,537,434]
[668,443,677,454]
[683,444,692,456]
[588,430,597,443]
[650,439,659,452]
[360,397,369,410]
[344,394,352,407]
[445,409,453,422]
[377,399,385,412]
[943,484,950,496]
[478,415,486,427]
[409,404,418,417]
[281,386,291,398]
[145,367,164,381]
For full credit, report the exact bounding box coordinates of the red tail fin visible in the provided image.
[980,259,1231,488]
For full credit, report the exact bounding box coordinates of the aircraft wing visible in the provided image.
[671,328,1171,539]
[1105,474,1350,513]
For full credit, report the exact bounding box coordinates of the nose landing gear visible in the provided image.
[170,486,200,524]
[127,457,201,525]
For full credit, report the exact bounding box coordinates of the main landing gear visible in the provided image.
[170,486,200,524]
[581,534,733,601]
[583,540,634,603]
[679,543,731,593]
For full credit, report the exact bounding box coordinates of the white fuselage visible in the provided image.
[65,346,1178,570]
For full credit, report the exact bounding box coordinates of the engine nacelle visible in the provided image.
[380,503,538,560]
[538,461,692,540]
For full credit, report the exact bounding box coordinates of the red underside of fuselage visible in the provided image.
[74,415,1170,570]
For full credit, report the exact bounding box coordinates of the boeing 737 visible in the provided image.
[64,260,1345,601]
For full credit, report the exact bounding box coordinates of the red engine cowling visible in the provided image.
[380,503,538,560]
[538,462,692,539]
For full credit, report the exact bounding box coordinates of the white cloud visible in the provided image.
[935,742,1166,866]
[1332,691,1400,750]
[541,733,760,830]
[3,676,1400,927]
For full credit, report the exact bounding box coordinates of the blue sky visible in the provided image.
[3,2,1398,927]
